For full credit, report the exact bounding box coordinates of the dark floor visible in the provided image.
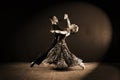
[0,62,119,80]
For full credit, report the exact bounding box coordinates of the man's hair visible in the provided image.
[49,16,54,19]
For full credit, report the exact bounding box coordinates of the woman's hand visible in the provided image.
[64,14,68,19]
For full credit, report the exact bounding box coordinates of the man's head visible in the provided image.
[50,16,58,24]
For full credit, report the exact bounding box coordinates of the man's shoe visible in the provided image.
[30,62,35,67]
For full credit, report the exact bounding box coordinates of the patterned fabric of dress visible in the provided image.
[42,38,83,68]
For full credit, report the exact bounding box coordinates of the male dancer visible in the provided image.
[30,16,62,67]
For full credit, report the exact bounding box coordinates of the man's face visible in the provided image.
[53,16,58,23]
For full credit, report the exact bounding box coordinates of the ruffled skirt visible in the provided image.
[42,39,85,69]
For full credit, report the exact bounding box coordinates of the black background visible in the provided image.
[0,0,120,63]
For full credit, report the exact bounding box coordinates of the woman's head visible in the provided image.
[70,24,79,33]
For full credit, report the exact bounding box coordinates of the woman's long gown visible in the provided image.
[42,32,85,69]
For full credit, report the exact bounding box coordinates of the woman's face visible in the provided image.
[52,16,58,23]
[70,24,79,33]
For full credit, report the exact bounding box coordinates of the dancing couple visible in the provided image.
[30,14,85,69]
